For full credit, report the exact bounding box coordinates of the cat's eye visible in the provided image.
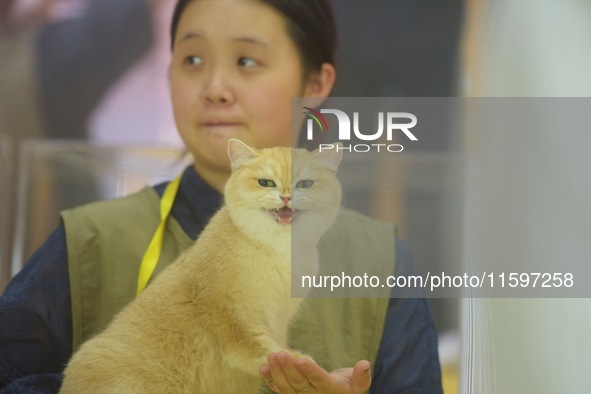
[296,180,314,188]
[258,179,276,187]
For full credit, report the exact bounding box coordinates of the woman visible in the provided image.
[0,0,442,393]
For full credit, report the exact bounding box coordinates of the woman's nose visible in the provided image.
[202,68,235,105]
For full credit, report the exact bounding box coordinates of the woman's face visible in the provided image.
[170,0,332,181]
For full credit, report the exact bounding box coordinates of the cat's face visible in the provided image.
[224,139,342,242]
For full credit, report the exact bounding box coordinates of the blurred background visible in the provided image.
[1,0,591,392]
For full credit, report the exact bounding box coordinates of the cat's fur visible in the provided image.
[60,139,342,394]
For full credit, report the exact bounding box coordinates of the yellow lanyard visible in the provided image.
[136,176,182,295]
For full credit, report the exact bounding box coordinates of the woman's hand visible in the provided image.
[259,351,371,394]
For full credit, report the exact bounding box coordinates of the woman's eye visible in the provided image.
[238,57,258,68]
[185,56,203,66]
[296,180,314,188]
[258,179,276,187]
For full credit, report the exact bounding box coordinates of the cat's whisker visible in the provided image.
[227,200,270,210]
[293,200,341,213]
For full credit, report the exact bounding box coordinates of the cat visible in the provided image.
[59,139,343,394]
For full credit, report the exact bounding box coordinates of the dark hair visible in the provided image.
[170,0,337,74]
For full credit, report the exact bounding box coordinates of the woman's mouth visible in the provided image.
[203,122,241,128]
[200,121,244,133]
[204,121,240,126]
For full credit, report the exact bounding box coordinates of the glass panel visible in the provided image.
[11,141,189,277]
[0,136,13,290]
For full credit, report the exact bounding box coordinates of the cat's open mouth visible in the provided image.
[270,206,297,224]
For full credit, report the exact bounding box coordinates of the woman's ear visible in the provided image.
[303,63,336,98]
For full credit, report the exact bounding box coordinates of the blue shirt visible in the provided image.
[0,166,442,393]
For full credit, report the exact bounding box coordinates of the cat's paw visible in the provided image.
[286,349,315,363]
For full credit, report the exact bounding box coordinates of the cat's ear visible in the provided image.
[227,139,258,170]
[314,144,343,172]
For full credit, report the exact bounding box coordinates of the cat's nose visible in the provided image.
[281,195,292,206]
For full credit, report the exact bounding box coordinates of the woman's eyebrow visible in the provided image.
[233,36,269,48]
[176,33,267,48]
[177,32,204,45]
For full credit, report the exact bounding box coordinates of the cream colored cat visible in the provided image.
[60,139,342,394]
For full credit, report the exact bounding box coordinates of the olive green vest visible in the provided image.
[62,187,395,372]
